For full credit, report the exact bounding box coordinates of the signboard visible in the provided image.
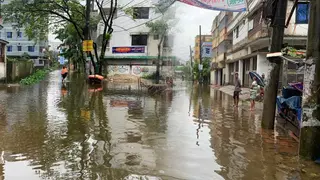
[198,64,203,71]
[177,0,246,12]
[59,49,65,65]
[83,40,93,52]
[112,47,145,54]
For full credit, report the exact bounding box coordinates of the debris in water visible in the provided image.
[123,174,162,180]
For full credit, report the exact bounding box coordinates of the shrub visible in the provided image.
[20,69,50,85]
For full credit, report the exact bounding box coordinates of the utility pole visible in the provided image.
[84,0,95,74]
[299,0,320,161]
[199,25,203,83]
[85,0,91,40]
[189,45,193,81]
[261,0,288,129]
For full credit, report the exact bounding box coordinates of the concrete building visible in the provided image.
[194,35,212,61]
[1,0,49,68]
[0,39,8,82]
[96,0,175,77]
[211,12,233,85]
[211,0,308,87]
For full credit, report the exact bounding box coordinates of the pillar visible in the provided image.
[299,0,320,161]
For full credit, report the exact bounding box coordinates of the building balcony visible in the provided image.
[248,25,269,42]
[216,53,225,63]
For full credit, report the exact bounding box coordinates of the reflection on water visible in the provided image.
[0,71,319,180]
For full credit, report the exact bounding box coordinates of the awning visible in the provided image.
[266,52,305,66]
[226,52,268,63]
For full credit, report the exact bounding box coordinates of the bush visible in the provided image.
[20,69,50,85]
[141,72,157,79]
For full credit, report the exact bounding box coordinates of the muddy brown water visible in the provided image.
[0,71,319,180]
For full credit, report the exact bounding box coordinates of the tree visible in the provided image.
[3,0,118,75]
[146,4,177,83]
[192,58,211,83]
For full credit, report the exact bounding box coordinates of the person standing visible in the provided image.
[233,73,241,107]
[61,66,68,82]
[250,76,260,110]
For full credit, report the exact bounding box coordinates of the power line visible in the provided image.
[113,15,162,32]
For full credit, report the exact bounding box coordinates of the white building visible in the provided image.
[95,0,174,76]
[211,0,308,87]
[0,0,48,67]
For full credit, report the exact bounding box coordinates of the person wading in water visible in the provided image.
[61,66,68,82]
[233,73,241,107]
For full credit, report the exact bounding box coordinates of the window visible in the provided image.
[7,32,12,38]
[133,7,149,19]
[248,19,254,31]
[235,26,239,38]
[39,60,44,64]
[28,46,35,52]
[7,46,12,52]
[154,34,159,40]
[296,2,309,24]
[205,48,210,54]
[131,35,148,46]
[101,8,117,19]
[163,36,169,47]
[17,31,22,38]
[39,46,45,52]
[17,46,22,51]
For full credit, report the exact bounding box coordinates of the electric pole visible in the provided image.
[189,45,193,81]
[199,25,203,83]
[299,0,320,161]
[261,0,288,129]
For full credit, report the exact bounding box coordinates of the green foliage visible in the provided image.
[20,69,50,85]
[105,33,112,41]
[142,72,157,80]
[192,58,211,81]
[146,20,169,38]
[282,46,306,58]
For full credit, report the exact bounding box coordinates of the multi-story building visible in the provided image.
[211,12,233,85]
[210,0,308,87]
[95,0,175,77]
[194,35,212,61]
[1,0,48,67]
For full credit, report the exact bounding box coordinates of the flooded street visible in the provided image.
[0,71,319,180]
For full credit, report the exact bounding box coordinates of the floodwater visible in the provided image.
[0,71,319,180]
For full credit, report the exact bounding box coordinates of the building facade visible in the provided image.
[0,39,8,81]
[96,0,175,77]
[210,0,308,87]
[194,35,212,61]
[1,0,48,67]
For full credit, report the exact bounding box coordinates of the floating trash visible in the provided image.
[123,174,162,180]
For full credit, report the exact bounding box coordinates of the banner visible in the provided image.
[178,0,246,12]
[112,47,145,54]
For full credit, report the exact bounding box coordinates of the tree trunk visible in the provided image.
[156,43,161,84]
[156,35,165,84]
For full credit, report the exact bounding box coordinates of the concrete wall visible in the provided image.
[0,62,5,81]
[108,65,157,77]
[256,53,271,80]
[6,60,34,82]
[107,65,174,77]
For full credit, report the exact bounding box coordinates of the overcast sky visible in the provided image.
[172,2,218,61]
[49,1,218,60]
